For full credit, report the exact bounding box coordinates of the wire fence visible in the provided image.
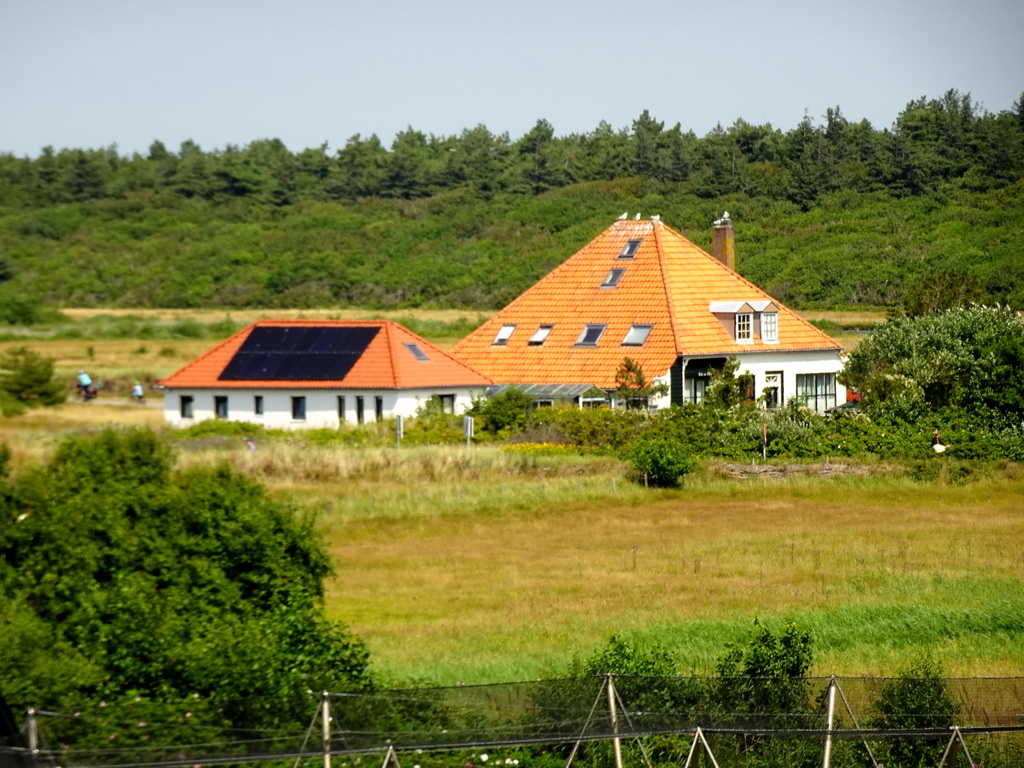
[5,676,1024,767]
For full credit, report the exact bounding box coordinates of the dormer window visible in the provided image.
[601,268,625,288]
[575,324,607,347]
[735,313,752,342]
[761,312,778,342]
[492,324,516,346]
[622,324,652,346]
[618,239,642,259]
[528,324,553,346]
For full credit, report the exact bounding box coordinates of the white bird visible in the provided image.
[651,214,660,221]
[633,212,641,220]
[618,212,628,220]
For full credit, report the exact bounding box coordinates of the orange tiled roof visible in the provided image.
[450,218,841,388]
[160,320,492,390]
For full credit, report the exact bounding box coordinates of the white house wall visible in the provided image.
[163,388,482,429]
[650,349,846,411]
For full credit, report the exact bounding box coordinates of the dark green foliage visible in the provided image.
[613,356,667,410]
[869,658,959,768]
[0,429,372,737]
[0,345,65,415]
[469,386,535,436]
[624,436,695,487]
[0,89,1021,312]
[842,305,1024,425]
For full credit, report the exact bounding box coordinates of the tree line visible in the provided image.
[2,90,1022,208]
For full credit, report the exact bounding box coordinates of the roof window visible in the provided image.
[622,324,652,346]
[575,324,607,347]
[601,268,626,288]
[492,324,516,346]
[618,239,642,259]
[528,324,553,346]
[404,342,430,361]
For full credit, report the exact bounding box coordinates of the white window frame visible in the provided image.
[575,324,607,347]
[761,312,778,342]
[492,324,516,346]
[528,324,553,346]
[735,313,753,342]
[622,324,652,346]
[796,373,837,414]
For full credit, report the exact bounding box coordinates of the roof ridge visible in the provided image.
[652,220,684,356]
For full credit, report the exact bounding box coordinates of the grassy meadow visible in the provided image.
[4,308,1022,687]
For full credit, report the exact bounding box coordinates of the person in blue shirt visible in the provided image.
[77,370,94,399]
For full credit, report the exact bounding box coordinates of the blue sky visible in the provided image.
[1,0,1021,158]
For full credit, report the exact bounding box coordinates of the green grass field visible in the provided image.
[3,309,1021,687]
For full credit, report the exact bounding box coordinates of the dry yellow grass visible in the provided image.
[320,474,1024,682]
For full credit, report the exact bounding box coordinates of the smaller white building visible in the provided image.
[160,320,492,429]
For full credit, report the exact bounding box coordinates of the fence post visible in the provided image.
[27,707,38,763]
[822,677,836,768]
[606,675,623,768]
[322,691,331,768]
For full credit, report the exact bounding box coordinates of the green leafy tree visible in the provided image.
[0,346,65,415]
[0,429,373,740]
[613,357,668,410]
[703,356,755,410]
[841,305,1024,424]
[869,657,959,768]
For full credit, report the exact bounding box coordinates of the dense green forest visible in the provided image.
[1,89,1023,311]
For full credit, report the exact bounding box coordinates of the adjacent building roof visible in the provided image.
[160,320,493,390]
[450,218,841,388]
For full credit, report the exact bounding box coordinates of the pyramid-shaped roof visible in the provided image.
[161,319,492,390]
[450,217,841,388]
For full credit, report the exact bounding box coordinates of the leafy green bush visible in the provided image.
[870,657,959,768]
[469,387,535,437]
[624,436,695,487]
[0,346,66,415]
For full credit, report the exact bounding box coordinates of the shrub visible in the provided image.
[624,436,695,487]
[0,346,66,415]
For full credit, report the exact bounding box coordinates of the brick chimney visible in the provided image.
[712,212,735,270]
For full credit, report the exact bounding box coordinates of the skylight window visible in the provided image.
[622,324,653,346]
[618,239,642,259]
[575,324,607,347]
[528,324,553,346]
[404,342,430,361]
[601,268,625,288]
[492,324,516,346]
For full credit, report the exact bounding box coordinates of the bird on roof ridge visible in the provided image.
[617,212,628,220]
[651,214,660,221]
[633,212,641,220]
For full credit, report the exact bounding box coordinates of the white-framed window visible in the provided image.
[180,395,194,419]
[601,268,626,288]
[575,324,607,347]
[492,324,516,346]
[291,396,306,421]
[735,313,752,342]
[761,312,778,342]
[622,324,652,346]
[528,325,553,345]
[618,238,642,259]
[796,373,837,414]
[439,394,455,414]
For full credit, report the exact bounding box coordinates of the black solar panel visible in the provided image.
[219,326,380,381]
